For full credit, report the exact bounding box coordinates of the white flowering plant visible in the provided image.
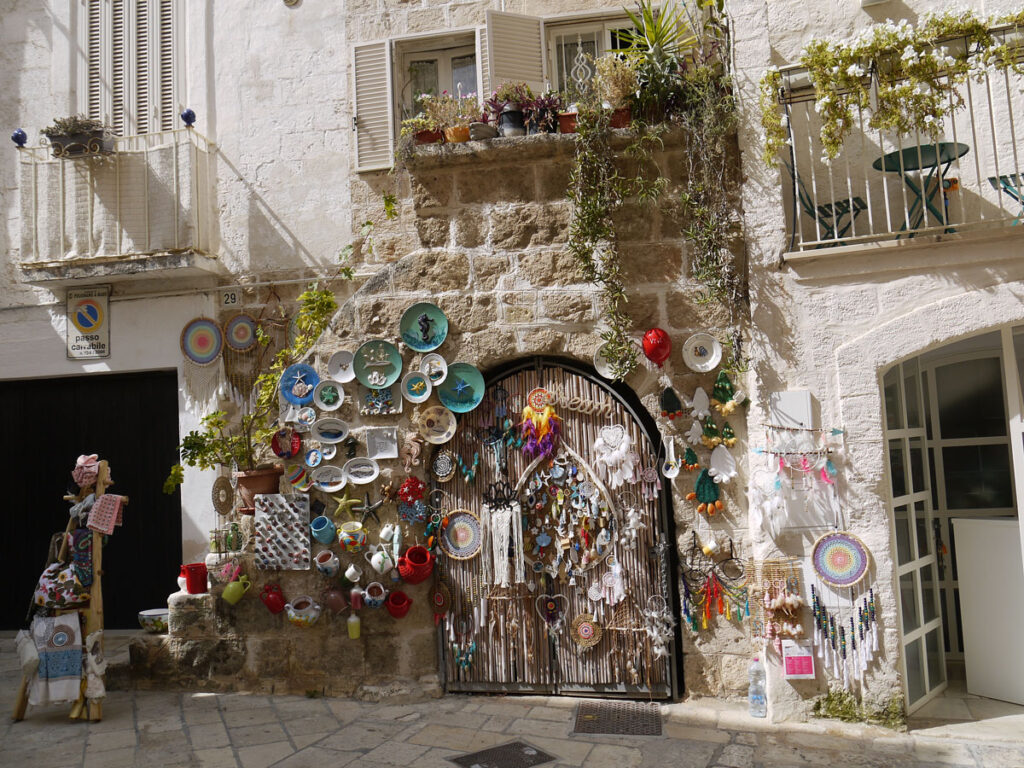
[759,8,1024,161]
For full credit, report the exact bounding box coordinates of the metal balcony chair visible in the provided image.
[783,159,867,249]
[988,173,1024,225]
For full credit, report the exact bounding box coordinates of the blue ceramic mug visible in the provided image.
[310,515,337,545]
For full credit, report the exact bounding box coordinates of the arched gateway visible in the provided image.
[434,357,682,698]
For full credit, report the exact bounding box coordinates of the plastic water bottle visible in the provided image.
[748,657,767,718]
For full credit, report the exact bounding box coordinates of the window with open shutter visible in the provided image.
[81,0,180,135]
[485,11,546,95]
[352,40,395,173]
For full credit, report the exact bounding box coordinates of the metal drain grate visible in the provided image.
[573,700,663,735]
[448,740,555,768]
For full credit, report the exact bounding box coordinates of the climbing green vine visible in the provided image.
[760,8,1024,161]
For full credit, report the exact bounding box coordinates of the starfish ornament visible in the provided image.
[355,492,383,525]
[453,377,471,396]
[331,489,361,518]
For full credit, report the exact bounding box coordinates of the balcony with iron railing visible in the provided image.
[16,127,221,284]
[770,22,1024,259]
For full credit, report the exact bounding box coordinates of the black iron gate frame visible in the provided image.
[434,355,685,700]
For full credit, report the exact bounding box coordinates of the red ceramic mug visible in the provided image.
[183,562,208,594]
[385,590,412,619]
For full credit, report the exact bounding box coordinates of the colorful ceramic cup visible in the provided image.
[338,521,367,553]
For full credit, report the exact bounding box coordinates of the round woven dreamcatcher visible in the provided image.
[431,449,456,483]
[570,613,603,649]
[211,476,235,516]
[440,509,482,560]
[811,531,871,588]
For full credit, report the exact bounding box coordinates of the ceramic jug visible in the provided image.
[310,515,337,546]
[260,583,286,614]
[363,581,388,609]
[284,595,321,627]
[222,575,252,605]
[398,545,435,585]
[338,521,367,553]
[315,549,341,578]
[364,545,395,575]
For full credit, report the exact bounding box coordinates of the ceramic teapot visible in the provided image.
[285,595,321,627]
[222,575,252,605]
[260,583,286,614]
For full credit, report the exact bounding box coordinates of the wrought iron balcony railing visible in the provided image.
[17,128,217,268]
[774,24,1024,254]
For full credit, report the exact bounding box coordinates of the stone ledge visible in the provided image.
[18,248,225,286]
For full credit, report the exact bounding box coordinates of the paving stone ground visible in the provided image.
[3,633,1023,768]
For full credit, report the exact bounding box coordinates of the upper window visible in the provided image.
[80,0,182,136]
[546,19,632,92]
[397,36,478,121]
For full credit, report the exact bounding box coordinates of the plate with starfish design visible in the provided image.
[436,362,485,413]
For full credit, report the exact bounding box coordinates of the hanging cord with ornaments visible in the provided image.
[680,532,749,631]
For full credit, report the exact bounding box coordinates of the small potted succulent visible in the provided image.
[486,81,535,137]
[595,55,638,128]
[400,114,444,146]
[40,114,115,158]
[524,91,563,134]
[421,91,479,143]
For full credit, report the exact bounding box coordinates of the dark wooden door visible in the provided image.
[0,370,181,629]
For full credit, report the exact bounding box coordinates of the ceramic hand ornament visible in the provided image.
[683,387,711,419]
[707,444,737,484]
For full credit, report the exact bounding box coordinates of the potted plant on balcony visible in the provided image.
[595,55,638,128]
[617,0,696,122]
[40,114,116,158]
[163,285,338,511]
[524,91,563,134]
[486,81,535,137]
[421,91,480,143]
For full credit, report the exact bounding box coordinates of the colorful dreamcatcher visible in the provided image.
[180,317,224,407]
[520,388,561,459]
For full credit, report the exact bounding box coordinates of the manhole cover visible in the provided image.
[448,740,555,768]
[573,700,662,735]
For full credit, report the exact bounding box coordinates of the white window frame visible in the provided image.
[398,42,479,119]
[77,0,184,136]
[544,17,632,92]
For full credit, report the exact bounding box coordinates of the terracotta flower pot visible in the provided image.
[558,112,578,134]
[233,465,284,509]
[415,129,444,145]
[609,106,632,129]
[443,125,470,143]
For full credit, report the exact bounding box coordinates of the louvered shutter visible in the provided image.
[476,26,491,99]
[485,11,546,95]
[87,1,103,121]
[111,0,126,135]
[352,40,394,172]
[135,0,151,133]
[157,0,174,130]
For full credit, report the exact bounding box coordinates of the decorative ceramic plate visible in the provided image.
[327,350,356,383]
[271,427,302,459]
[400,302,449,352]
[286,464,314,492]
[354,340,402,389]
[223,314,258,352]
[682,333,722,373]
[320,443,337,460]
[305,448,323,468]
[311,465,346,493]
[440,509,482,560]
[313,379,345,411]
[311,418,350,444]
[436,363,485,413]
[181,318,223,365]
[812,531,871,588]
[280,363,320,405]
[420,353,448,386]
[344,457,380,485]
[400,370,433,404]
[365,426,399,460]
[594,343,616,380]
[296,407,317,429]
[417,405,457,445]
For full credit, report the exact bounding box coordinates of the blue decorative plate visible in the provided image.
[401,370,432,403]
[400,303,448,352]
[436,362,485,413]
[280,363,319,405]
[353,340,402,389]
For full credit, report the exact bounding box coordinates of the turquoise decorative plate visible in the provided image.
[401,370,433,403]
[354,340,402,389]
[400,303,448,352]
[436,362,485,413]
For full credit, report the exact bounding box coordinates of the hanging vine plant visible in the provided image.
[567,0,744,379]
[760,9,1024,162]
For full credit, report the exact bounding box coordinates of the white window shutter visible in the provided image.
[485,10,546,95]
[135,0,151,133]
[157,0,174,130]
[352,40,394,173]
[111,0,126,135]
[476,26,491,100]
[86,0,103,121]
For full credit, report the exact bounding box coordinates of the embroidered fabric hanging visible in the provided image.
[480,495,525,588]
[28,615,83,706]
[222,313,260,408]
[180,317,225,410]
[591,424,639,489]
